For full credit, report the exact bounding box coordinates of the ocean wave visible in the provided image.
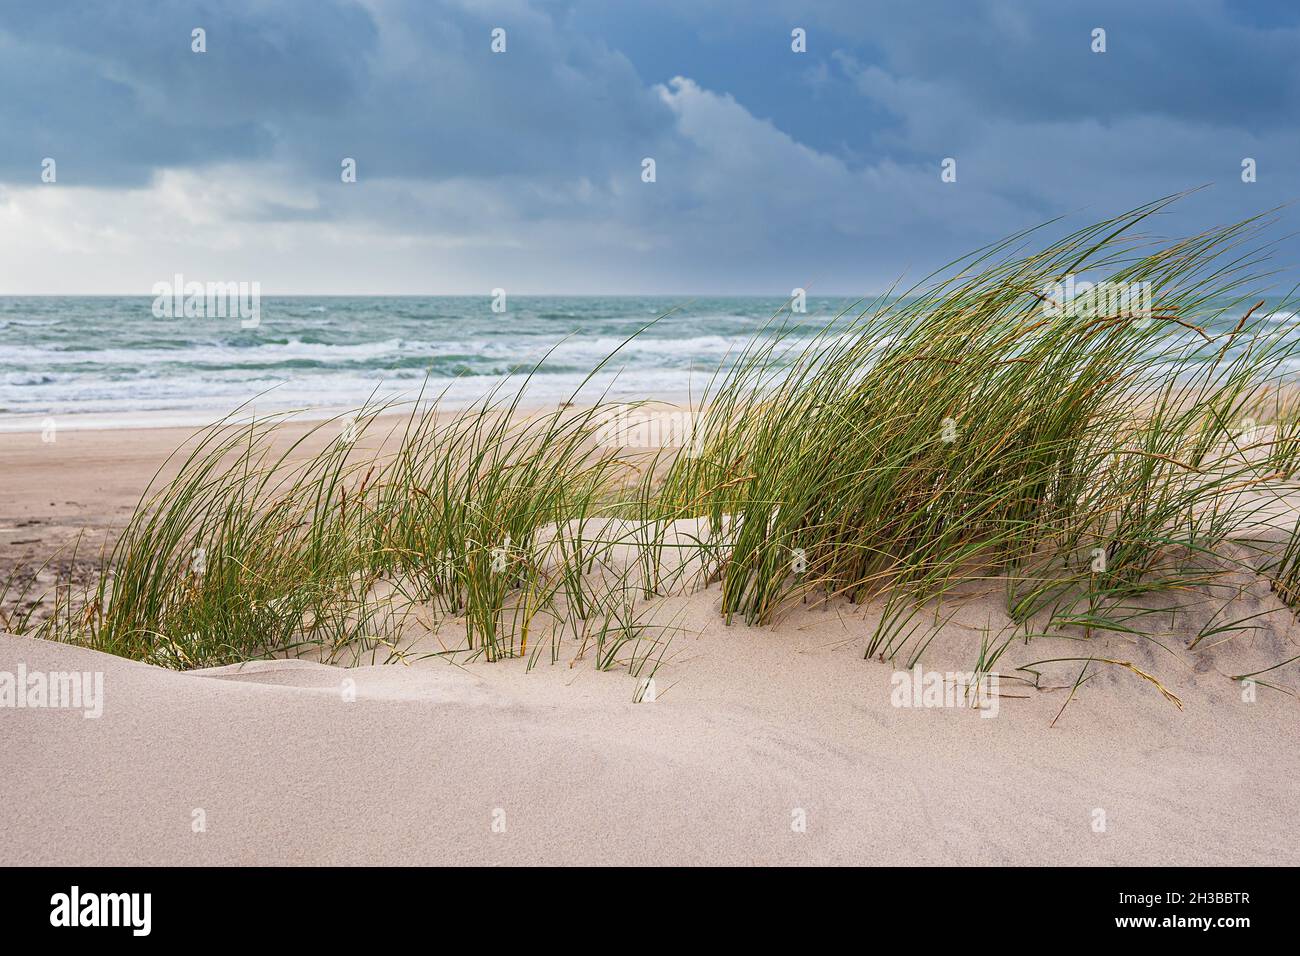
[0,330,760,371]
[0,365,714,420]
[2,294,1279,423]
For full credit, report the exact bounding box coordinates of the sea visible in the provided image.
[0,295,1293,431]
[0,296,852,430]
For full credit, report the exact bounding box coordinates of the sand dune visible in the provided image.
[4,585,1297,865]
[5,412,1300,865]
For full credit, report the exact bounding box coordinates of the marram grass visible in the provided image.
[5,198,1300,697]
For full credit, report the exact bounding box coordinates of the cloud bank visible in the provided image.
[0,0,1295,293]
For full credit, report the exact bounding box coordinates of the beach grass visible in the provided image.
[6,196,1300,688]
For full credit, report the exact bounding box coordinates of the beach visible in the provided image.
[1,418,343,579]
[7,0,1300,909]
[3,415,1300,866]
[6,208,1300,869]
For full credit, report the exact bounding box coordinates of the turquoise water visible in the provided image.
[1,295,1293,427]
[0,296,855,424]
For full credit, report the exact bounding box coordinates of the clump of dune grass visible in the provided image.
[6,197,1300,701]
[663,198,1300,660]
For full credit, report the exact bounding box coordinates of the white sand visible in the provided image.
[3,421,1299,865]
[3,582,1298,865]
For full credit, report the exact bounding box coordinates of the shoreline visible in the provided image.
[0,388,700,434]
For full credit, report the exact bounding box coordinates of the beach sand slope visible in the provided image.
[2,611,1296,866]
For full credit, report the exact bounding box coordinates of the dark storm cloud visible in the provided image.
[0,0,1296,292]
[0,0,674,186]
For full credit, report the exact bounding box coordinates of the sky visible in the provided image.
[0,0,1297,295]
